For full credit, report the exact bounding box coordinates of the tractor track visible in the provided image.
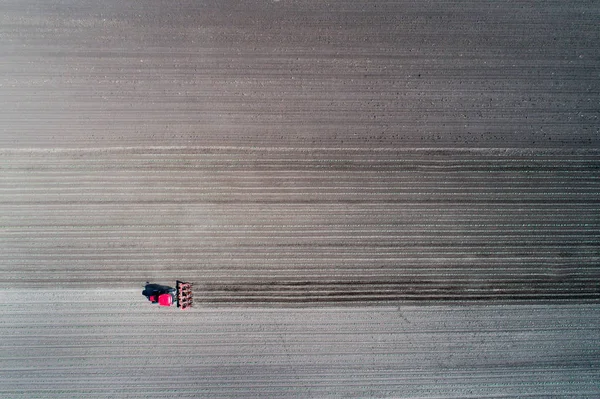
[2,148,599,302]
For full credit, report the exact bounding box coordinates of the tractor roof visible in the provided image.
[158,293,173,306]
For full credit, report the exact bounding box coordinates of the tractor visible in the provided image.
[143,281,193,309]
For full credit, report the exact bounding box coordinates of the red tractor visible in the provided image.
[143,281,193,309]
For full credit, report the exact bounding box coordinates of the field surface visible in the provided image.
[1,0,599,397]
[1,290,599,398]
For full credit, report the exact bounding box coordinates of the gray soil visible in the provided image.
[1,0,599,397]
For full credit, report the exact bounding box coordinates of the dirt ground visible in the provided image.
[1,0,599,397]
[2,290,599,398]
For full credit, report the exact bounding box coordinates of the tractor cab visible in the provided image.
[145,285,176,306]
[148,292,175,306]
